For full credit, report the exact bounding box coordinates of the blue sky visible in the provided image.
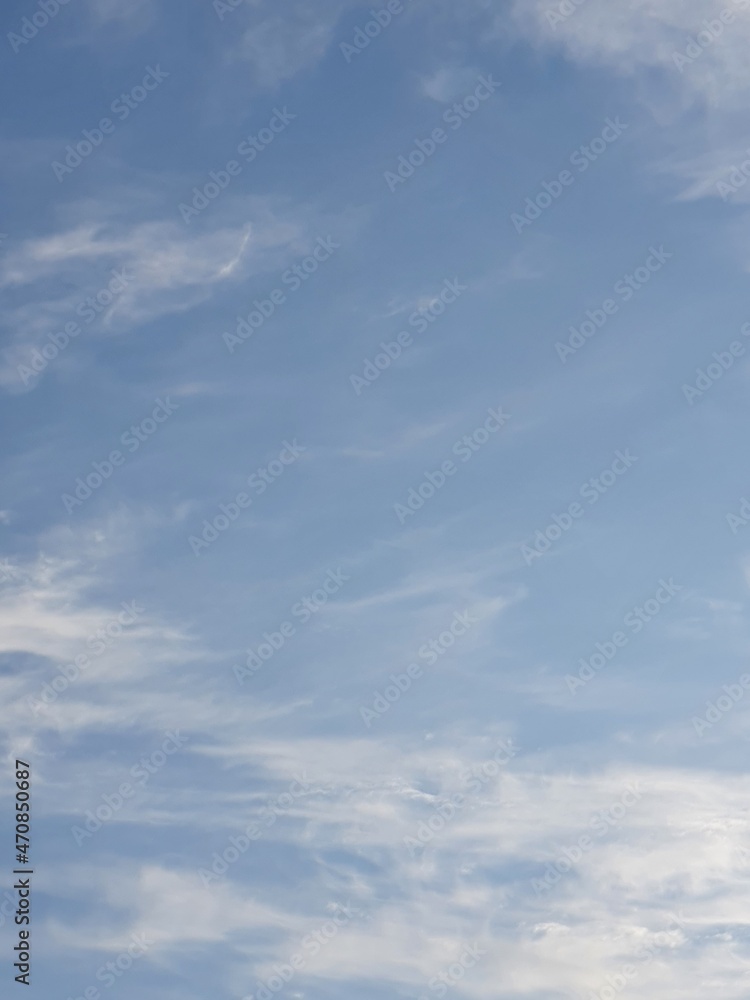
[3,0,750,998]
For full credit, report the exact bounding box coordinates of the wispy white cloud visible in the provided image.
[508,0,750,201]
[420,65,483,102]
[0,195,343,390]
[38,749,750,999]
[510,0,750,105]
